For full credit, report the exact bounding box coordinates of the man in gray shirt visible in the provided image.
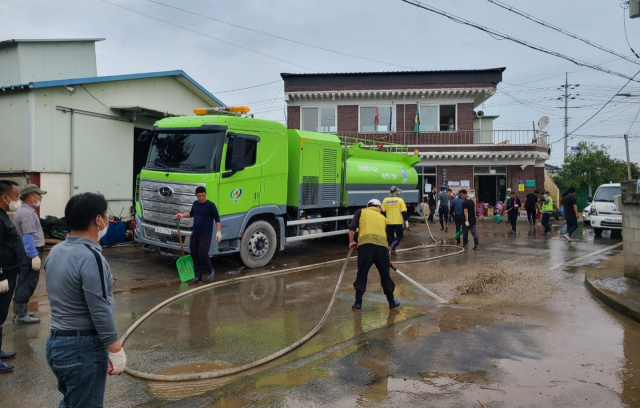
[44,192,126,407]
[12,184,47,324]
[436,186,451,232]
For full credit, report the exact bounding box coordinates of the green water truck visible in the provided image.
[134,106,421,268]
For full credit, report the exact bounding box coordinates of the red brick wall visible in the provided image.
[436,166,475,190]
[337,105,358,132]
[287,106,300,129]
[457,103,474,130]
[507,165,545,199]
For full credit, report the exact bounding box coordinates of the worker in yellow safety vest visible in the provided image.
[540,191,554,236]
[348,199,400,312]
[382,186,409,253]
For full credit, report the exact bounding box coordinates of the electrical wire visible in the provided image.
[97,0,317,72]
[212,80,282,94]
[399,0,640,83]
[486,0,640,64]
[261,85,283,119]
[568,69,640,136]
[146,0,418,70]
[623,5,640,59]
[627,105,640,134]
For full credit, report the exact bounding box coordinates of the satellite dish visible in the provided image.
[538,116,549,129]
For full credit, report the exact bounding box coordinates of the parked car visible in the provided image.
[589,183,622,236]
[583,204,591,224]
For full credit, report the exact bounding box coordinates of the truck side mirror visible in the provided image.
[231,136,246,172]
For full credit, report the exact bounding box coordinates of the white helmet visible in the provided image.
[368,199,382,207]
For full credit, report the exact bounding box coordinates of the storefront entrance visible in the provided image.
[474,166,507,206]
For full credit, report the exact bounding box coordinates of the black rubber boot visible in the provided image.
[386,293,400,310]
[190,266,202,284]
[0,327,15,373]
[15,303,40,324]
[206,267,214,282]
[352,291,364,312]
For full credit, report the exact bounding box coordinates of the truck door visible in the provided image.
[218,133,261,217]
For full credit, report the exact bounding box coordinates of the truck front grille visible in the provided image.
[139,179,204,227]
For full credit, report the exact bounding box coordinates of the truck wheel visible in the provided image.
[239,221,277,268]
[594,228,603,236]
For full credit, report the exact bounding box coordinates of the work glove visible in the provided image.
[465,221,470,227]
[216,231,222,242]
[0,279,8,294]
[174,214,182,220]
[108,348,127,376]
[31,256,41,271]
[349,242,358,250]
[404,221,409,230]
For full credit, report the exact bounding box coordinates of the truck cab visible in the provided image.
[589,183,622,236]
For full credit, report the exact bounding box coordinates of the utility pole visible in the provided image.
[564,73,568,160]
[557,73,579,161]
[624,134,632,180]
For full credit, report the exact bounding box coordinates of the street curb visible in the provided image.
[585,274,640,324]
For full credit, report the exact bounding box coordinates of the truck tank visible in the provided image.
[343,142,420,206]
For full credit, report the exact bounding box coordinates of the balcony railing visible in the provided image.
[333,130,548,147]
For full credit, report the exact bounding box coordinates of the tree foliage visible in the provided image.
[552,141,639,193]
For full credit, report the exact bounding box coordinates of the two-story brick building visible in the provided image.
[282,68,550,207]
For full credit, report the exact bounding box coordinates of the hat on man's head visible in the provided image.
[439,186,446,191]
[389,186,402,196]
[20,184,47,196]
[367,199,382,207]
[507,187,512,191]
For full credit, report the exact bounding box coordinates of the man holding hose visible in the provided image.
[348,199,400,312]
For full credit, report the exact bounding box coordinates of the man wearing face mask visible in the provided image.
[0,180,24,373]
[44,193,125,406]
[12,184,47,324]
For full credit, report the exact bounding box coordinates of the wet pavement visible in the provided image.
[1,220,638,407]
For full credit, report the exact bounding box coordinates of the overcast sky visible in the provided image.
[3,0,640,166]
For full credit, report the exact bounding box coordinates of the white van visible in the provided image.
[589,183,622,236]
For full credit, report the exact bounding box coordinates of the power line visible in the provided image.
[97,0,317,72]
[486,0,640,65]
[212,80,282,94]
[628,105,640,134]
[261,85,283,119]
[147,0,418,70]
[399,0,640,83]
[567,69,640,136]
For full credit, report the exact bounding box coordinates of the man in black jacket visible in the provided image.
[0,180,24,374]
[503,190,523,234]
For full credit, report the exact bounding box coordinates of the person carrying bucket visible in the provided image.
[503,190,522,234]
[540,191,554,236]
[348,199,400,312]
[460,189,479,250]
[175,186,221,284]
[382,186,408,253]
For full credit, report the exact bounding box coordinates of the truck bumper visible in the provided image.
[134,214,191,253]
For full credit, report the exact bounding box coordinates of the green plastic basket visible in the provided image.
[454,230,463,240]
[176,255,195,282]
[493,214,503,225]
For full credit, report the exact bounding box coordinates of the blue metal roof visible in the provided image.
[1,70,224,106]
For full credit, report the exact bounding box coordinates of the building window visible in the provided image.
[474,166,506,175]
[440,105,456,131]
[360,106,393,132]
[419,105,456,131]
[301,107,335,132]
[419,106,438,131]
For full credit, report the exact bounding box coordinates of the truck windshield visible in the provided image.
[146,131,222,172]
[593,186,620,202]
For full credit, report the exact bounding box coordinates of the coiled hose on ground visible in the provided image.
[121,220,463,381]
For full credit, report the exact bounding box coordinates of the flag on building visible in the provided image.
[390,106,396,132]
[374,107,379,130]
[413,106,420,135]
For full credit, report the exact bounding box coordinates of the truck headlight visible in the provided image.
[590,206,597,216]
